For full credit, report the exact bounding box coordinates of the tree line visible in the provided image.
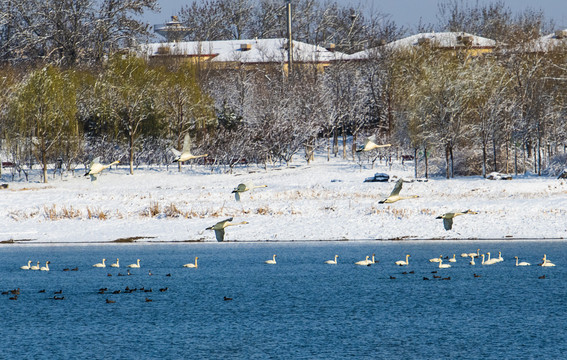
[0,0,566,182]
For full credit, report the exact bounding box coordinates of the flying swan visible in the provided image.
[436,210,478,230]
[171,134,207,164]
[206,217,248,242]
[232,183,268,202]
[379,179,419,204]
[85,157,120,182]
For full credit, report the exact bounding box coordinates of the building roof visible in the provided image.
[347,32,497,60]
[526,29,567,52]
[140,38,349,64]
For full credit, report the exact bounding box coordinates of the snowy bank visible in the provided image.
[1,155,567,243]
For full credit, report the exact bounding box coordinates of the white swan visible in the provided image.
[85,157,120,182]
[93,259,106,268]
[171,134,207,164]
[436,210,478,230]
[468,249,481,258]
[514,256,530,266]
[438,258,451,269]
[539,254,555,267]
[183,257,198,268]
[206,218,249,241]
[429,255,442,263]
[356,136,392,152]
[395,254,410,266]
[110,258,119,268]
[40,261,50,271]
[30,261,40,270]
[232,183,268,202]
[483,252,499,265]
[378,179,419,203]
[355,256,371,266]
[265,254,277,264]
[448,254,457,263]
[469,255,475,265]
[495,251,504,262]
[370,253,377,264]
[20,260,32,270]
[325,255,338,264]
[127,259,141,268]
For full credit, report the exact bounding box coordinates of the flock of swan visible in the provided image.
[18,251,556,272]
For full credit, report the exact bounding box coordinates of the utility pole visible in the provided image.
[286,0,293,74]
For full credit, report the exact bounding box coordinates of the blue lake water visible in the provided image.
[1,241,565,359]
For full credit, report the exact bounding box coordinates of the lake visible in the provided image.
[1,240,565,359]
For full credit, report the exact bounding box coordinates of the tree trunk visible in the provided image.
[445,144,450,179]
[351,133,357,161]
[492,137,497,173]
[333,128,338,157]
[482,140,487,178]
[424,146,429,179]
[449,144,454,178]
[342,124,346,159]
[414,147,418,179]
[129,132,134,175]
[42,149,48,183]
[514,144,518,176]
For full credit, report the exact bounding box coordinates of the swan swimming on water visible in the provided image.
[30,261,40,270]
[355,256,371,266]
[93,259,106,268]
[395,254,410,266]
[183,257,198,268]
[127,259,141,268]
[438,258,451,269]
[429,255,442,263]
[265,254,277,264]
[40,261,50,271]
[539,254,555,267]
[325,255,338,264]
[20,260,32,270]
[110,258,119,268]
[515,256,530,266]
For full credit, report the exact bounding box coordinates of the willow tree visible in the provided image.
[95,55,160,175]
[8,66,78,182]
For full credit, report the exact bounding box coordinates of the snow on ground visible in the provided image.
[1,154,567,243]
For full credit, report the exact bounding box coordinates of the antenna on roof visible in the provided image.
[286,0,293,73]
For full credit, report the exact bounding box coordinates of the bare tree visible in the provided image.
[0,0,158,66]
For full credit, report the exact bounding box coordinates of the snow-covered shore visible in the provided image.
[1,155,567,244]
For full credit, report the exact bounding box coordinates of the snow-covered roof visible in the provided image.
[386,32,496,49]
[526,29,567,52]
[347,32,497,60]
[139,38,349,64]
